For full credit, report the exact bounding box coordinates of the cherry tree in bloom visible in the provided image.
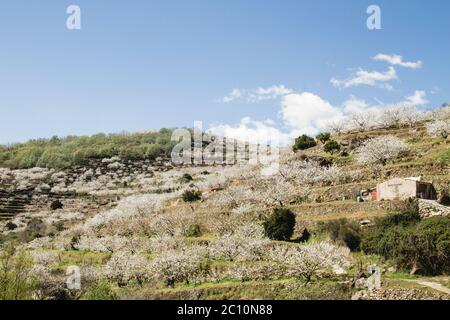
[209,224,270,261]
[377,105,425,129]
[427,120,450,139]
[85,193,173,229]
[75,234,151,254]
[397,105,426,127]
[348,111,377,132]
[355,135,410,165]
[326,119,347,135]
[269,242,351,282]
[276,159,347,188]
[150,246,208,287]
[148,234,186,253]
[257,175,299,207]
[223,261,287,282]
[212,184,257,209]
[105,251,151,286]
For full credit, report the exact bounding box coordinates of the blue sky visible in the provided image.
[0,0,449,144]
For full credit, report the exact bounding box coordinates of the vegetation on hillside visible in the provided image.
[0,129,176,169]
[293,135,316,152]
[361,203,450,276]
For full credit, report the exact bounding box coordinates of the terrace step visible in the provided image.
[0,189,33,220]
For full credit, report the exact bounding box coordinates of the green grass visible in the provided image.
[53,250,111,270]
[437,148,450,164]
[384,271,419,281]
[0,232,19,246]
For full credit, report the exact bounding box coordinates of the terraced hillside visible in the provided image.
[0,107,449,300]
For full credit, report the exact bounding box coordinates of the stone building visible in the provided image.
[376,177,437,201]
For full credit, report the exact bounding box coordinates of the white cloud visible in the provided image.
[208,117,291,146]
[222,89,242,103]
[221,85,292,103]
[331,67,397,89]
[342,95,370,114]
[214,82,429,147]
[280,92,344,134]
[404,90,428,106]
[372,53,422,69]
[342,91,428,113]
[211,91,346,146]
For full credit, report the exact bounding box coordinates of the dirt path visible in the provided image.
[415,281,450,295]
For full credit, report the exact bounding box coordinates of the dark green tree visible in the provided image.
[323,140,341,154]
[293,135,317,152]
[264,207,296,241]
[316,132,331,144]
[182,190,202,203]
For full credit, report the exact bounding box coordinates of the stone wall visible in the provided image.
[418,199,450,218]
[352,288,446,300]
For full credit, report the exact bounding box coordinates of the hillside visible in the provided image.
[0,108,449,300]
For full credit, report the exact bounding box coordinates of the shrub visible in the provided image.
[182,190,202,203]
[377,199,420,228]
[36,148,73,168]
[298,228,310,243]
[5,222,17,231]
[85,281,117,300]
[408,217,450,274]
[50,200,63,211]
[439,189,450,206]
[146,144,164,160]
[316,132,331,143]
[323,140,341,154]
[180,173,193,183]
[184,223,202,237]
[264,207,296,241]
[318,219,361,251]
[52,220,65,232]
[293,135,317,152]
[0,245,36,300]
[361,202,449,275]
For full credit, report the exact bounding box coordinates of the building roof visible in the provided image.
[380,176,433,186]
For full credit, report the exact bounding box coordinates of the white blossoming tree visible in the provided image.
[209,224,269,261]
[398,105,425,127]
[105,251,151,286]
[150,247,207,287]
[326,119,347,135]
[270,242,351,282]
[355,135,410,165]
[427,120,450,139]
[348,112,376,132]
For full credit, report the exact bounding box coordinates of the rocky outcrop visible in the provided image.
[418,199,450,218]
